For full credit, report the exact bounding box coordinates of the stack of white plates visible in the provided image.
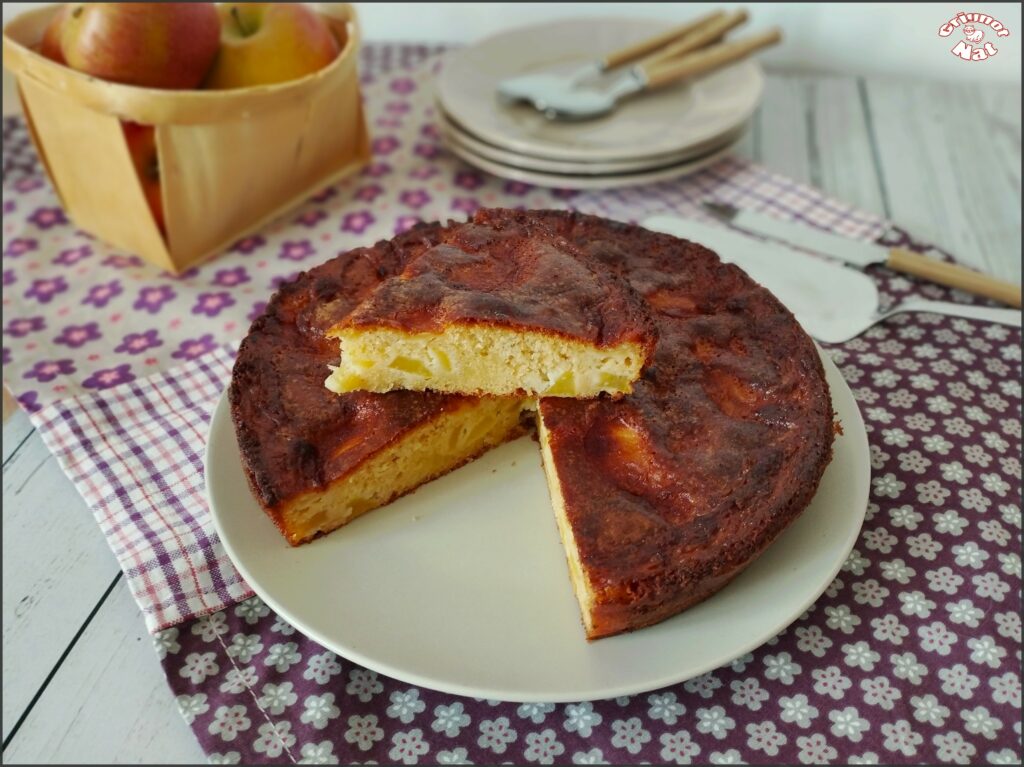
[436,18,764,189]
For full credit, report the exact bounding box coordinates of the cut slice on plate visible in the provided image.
[520,208,835,640]
[231,221,533,547]
[324,217,656,398]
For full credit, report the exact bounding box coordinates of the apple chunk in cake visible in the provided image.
[325,218,656,398]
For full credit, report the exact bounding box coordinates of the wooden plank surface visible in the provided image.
[2,407,33,465]
[736,71,889,218]
[1,71,1020,765]
[2,582,205,765]
[862,79,1022,281]
[1,411,122,742]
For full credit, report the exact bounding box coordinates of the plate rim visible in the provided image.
[207,350,869,702]
[435,16,765,163]
[439,107,750,175]
[441,132,740,190]
[436,105,749,173]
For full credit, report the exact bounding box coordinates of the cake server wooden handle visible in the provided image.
[601,10,727,69]
[641,28,782,90]
[888,248,1022,308]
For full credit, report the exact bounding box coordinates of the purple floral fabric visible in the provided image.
[4,44,1020,766]
[150,293,1020,764]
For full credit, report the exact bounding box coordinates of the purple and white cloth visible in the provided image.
[2,45,1020,764]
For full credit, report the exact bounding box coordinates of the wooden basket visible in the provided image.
[2,3,370,273]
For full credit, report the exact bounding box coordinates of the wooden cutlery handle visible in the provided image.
[887,248,1023,308]
[642,28,782,90]
[602,10,726,69]
[641,9,749,69]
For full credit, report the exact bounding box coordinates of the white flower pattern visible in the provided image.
[258,682,297,715]
[387,689,427,724]
[693,705,736,740]
[564,702,602,737]
[477,717,517,755]
[523,728,565,764]
[389,728,429,765]
[778,694,818,728]
[251,721,295,759]
[344,715,384,752]
[829,706,870,741]
[303,651,342,685]
[432,702,471,738]
[301,693,340,730]
[610,717,651,755]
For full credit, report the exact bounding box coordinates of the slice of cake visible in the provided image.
[231,223,531,546]
[521,209,834,639]
[324,217,656,398]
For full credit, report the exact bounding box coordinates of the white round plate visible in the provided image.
[436,17,764,163]
[442,131,740,189]
[207,351,868,703]
[439,107,750,175]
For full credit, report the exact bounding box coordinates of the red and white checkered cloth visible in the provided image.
[29,346,244,629]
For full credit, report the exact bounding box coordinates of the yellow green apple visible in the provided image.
[204,3,340,90]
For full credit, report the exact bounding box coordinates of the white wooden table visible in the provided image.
[2,70,1020,764]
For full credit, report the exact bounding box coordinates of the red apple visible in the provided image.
[123,122,164,233]
[61,3,220,89]
[204,3,340,90]
[39,6,68,64]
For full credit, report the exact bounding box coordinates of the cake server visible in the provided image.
[704,202,1022,308]
[642,216,1021,343]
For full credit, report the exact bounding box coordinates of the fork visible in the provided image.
[496,9,739,108]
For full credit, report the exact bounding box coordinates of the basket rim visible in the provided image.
[2,2,362,124]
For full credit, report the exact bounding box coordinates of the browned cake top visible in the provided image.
[337,218,656,350]
[508,209,833,631]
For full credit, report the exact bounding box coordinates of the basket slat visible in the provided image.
[2,3,369,273]
[18,74,172,269]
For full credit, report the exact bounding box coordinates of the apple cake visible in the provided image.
[324,218,656,398]
[231,209,834,638]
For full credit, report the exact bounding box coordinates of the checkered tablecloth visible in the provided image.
[3,45,1020,765]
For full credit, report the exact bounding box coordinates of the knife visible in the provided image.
[642,215,1021,343]
[704,202,1022,309]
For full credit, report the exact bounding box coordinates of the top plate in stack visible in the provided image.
[435,17,764,187]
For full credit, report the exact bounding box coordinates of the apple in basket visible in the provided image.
[39,6,68,64]
[58,2,221,89]
[204,2,341,89]
[123,122,164,233]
